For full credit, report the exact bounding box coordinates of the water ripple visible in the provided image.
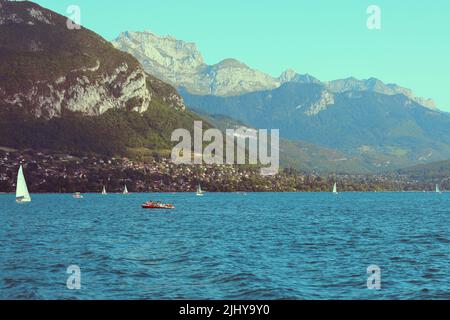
[1,192,449,299]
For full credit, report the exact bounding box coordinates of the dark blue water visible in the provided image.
[1,192,449,300]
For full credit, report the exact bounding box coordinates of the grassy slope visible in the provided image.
[0,101,208,159]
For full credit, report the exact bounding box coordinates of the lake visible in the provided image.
[0,192,449,300]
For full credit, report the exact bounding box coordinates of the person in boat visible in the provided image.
[144,201,164,207]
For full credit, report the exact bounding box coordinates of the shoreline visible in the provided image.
[1,149,446,194]
[0,190,446,195]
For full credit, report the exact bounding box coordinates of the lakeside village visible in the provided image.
[0,148,445,194]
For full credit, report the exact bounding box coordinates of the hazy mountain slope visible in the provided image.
[398,160,450,182]
[195,111,390,174]
[182,83,450,169]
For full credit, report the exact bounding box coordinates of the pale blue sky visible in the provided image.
[34,0,450,110]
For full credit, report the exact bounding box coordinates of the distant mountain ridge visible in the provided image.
[112,30,437,110]
[326,77,436,110]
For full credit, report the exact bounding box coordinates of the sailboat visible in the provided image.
[436,184,441,193]
[196,184,205,196]
[16,165,31,203]
[101,186,107,195]
[333,183,338,195]
[123,185,129,195]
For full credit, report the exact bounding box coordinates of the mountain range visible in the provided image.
[113,30,450,171]
[112,30,436,110]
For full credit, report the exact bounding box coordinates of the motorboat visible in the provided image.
[141,201,175,210]
[73,192,84,199]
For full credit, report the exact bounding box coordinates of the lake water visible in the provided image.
[0,192,449,300]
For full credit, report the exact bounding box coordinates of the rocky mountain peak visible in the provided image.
[327,77,436,110]
[278,69,298,83]
[0,1,185,119]
[113,31,204,79]
[113,30,280,96]
[214,58,248,69]
[279,70,322,85]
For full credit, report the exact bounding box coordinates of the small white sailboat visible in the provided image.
[16,165,31,203]
[436,184,441,193]
[101,186,107,195]
[333,183,338,195]
[196,184,205,196]
[123,185,129,195]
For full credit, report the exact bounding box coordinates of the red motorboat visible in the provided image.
[141,201,175,209]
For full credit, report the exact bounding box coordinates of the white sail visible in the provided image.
[436,184,441,193]
[123,185,128,194]
[102,186,107,195]
[333,183,338,194]
[196,184,204,196]
[16,165,31,203]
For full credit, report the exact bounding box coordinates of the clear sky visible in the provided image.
[34,0,450,110]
